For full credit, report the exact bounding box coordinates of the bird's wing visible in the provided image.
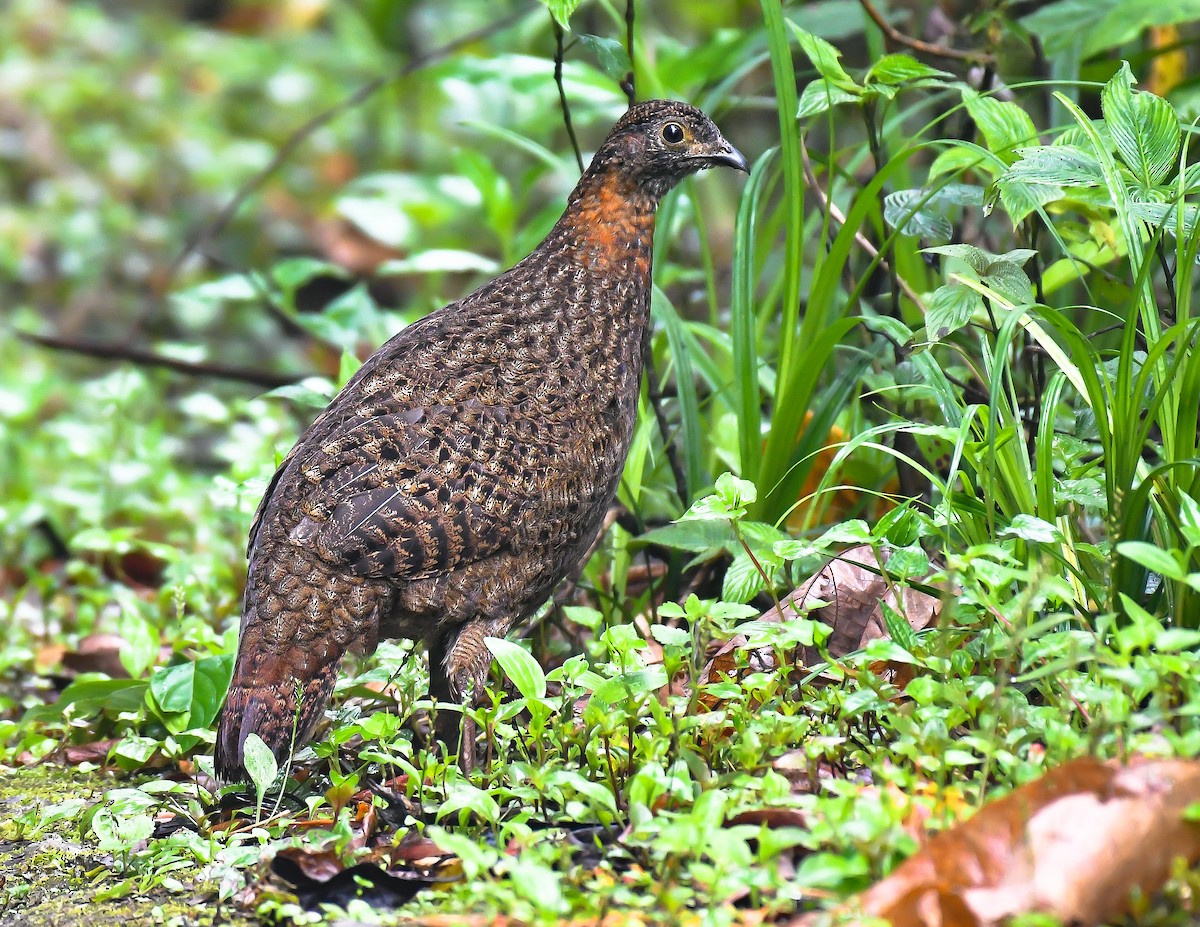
[286,399,544,581]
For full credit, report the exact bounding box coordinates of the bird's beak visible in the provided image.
[710,138,750,173]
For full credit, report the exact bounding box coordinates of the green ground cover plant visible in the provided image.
[4,0,1200,924]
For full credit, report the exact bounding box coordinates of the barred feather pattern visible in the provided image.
[215,100,745,780]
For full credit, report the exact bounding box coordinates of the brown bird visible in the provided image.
[214,100,747,781]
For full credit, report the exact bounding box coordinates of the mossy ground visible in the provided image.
[0,766,252,927]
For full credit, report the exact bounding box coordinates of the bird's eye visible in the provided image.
[661,122,685,145]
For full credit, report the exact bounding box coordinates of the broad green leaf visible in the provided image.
[1128,201,1200,239]
[242,733,279,809]
[484,637,546,701]
[1025,0,1200,58]
[1001,514,1062,543]
[787,23,861,92]
[25,677,148,723]
[996,178,1067,225]
[924,243,991,274]
[722,551,766,604]
[982,260,1036,306]
[587,667,669,708]
[1117,540,1185,580]
[961,88,1038,160]
[1100,62,1180,187]
[637,519,734,552]
[925,283,981,341]
[116,610,159,680]
[867,54,951,86]
[576,34,630,80]
[880,601,920,652]
[797,81,860,120]
[1001,146,1105,187]
[148,654,233,730]
[886,545,930,580]
[885,185,982,241]
[884,190,951,241]
[271,257,346,293]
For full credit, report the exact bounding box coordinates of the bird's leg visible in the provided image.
[427,629,461,763]
[443,618,507,776]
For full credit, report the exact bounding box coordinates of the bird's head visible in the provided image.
[585,100,748,201]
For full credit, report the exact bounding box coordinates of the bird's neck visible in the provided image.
[557,167,658,281]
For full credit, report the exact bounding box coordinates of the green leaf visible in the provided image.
[884,190,951,241]
[1001,514,1062,543]
[116,610,159,680]
[271,257,346,299]
[982,260,1036,306]
[1001,146,1105,187]
[961,88,1038,160]
[587,667,669,709]
[797,81,861,119]
[880,601,920,652]
[722,551,766,604]
[787,23,861,92]
[924,243,991,274]
[147,654,233,730]
[242,732,279,809]
[1100,62,1181,187]
[539,0,583,29]
[925,283,981,341]
[638,518,734,553]
[484,637,546,701]
[866,54,951,86]
[995,179,1067,225]
[26,677,148,723]
[650,625,690,648]
[1128,201,1200,239]
[149,662,194,715]
[576,34,630,80]
[885,185,983,242]
[886,545,929,580]
[1117,541,1186,580]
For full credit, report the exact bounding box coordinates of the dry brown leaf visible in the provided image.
[798,756,1200,927]
[696,545,941,708]
[767,545,941,666]
[60,633,129,678]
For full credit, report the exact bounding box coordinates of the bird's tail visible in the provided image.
[214,613,341,783]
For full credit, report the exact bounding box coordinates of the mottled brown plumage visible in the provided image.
[215,100,747,781]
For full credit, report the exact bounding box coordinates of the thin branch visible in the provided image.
[18,330,302,389]
[167,11,525,285]
[622,0,636,105]
[552,16,585,173]
[857,0,993,65]
[643,355,691,508]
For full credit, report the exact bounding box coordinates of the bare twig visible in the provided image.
[18,330,302,389]
[644,358,692,507]
[622,0,637,105]
[552,16,585,173]
[167,12,525,286]
[857,0,993,65]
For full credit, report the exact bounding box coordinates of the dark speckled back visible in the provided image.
[215,99,746,780]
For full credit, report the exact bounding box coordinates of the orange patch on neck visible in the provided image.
[566,172,656,268]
